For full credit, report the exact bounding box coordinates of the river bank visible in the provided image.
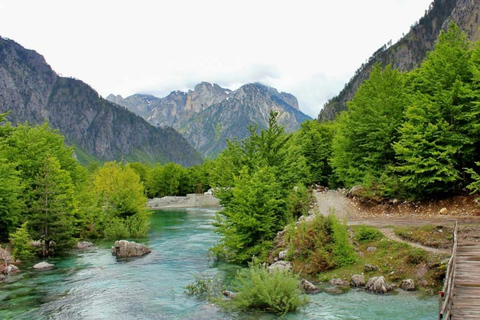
[0,209,437,319]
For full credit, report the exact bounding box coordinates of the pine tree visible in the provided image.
[29,156,76,256]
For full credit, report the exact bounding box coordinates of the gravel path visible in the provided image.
[313,189,480,254]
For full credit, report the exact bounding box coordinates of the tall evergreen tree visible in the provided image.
[29,156,76,256]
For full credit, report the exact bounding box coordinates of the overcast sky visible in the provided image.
[0,0,433,118]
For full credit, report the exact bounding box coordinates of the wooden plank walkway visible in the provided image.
[451,241,480,319]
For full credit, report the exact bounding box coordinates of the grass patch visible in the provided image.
[394,225,453,249]
[316,225,449,290]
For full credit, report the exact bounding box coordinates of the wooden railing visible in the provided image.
[439,220,458,320]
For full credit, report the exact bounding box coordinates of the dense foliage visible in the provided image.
[286,214,356,274]
[0,115,154,257]
[211,111,311,263]
[317,22,480,200]
[228,262,307,315]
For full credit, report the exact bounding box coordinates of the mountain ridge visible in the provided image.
[108,81,311,158]
[318,0,480,122]
[0,37,202,166]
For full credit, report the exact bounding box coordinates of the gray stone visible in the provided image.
[400,279,415,291]
[365,276,393,294]
[77,241,94,249]
[0,246,13,263]
[366,246,377,252]
[300,279,319,293]
[268,261,292,272]
[351,274,366,287]
[33,261,55,270]
[364,264,378,272]
[278,250,288,260]
[111,240,151,258]
[4,264,20,275]
[329,278,349,286]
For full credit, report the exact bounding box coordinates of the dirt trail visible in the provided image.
[313,190,480,254]
[314,190,358,220]
[377,227,449,255]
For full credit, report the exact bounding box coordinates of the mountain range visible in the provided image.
[318,0,480,122]
[0,37,202,166]
[107,82,311,158]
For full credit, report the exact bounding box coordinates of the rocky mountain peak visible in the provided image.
[185,81,231,112]
[0,37,202,166]
[108,81,310,158]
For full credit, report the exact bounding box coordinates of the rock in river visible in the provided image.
[33,262,55,270]
[365,276,393,294]
[111,240,151,258]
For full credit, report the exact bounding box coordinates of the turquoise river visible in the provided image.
[0,209,437,319]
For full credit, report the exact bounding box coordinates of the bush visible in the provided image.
[104,212,151,240]
[331,218,357,266]
[9,222,35,261]
[354,226,383,243]
[184,273,224,300]
[286,214,355,274]
[229,262,307,315]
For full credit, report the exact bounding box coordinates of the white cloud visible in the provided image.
[0,0,433,118]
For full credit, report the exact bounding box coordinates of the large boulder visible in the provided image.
[77,241,94,249]
[400,279,415,291]
[351,274,366,287]
[300,279,320,293]
[33,261,55,270]
[111,240,151,258]
[329,278,349,286]
[365,276,393,294]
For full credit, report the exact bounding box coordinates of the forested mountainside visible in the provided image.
[318,0,480,121]
[108,82,310,158]
[0,37,202,166]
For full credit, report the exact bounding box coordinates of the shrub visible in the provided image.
[354,226,383,243]
[331,218,357,266]
[287,214,355,274]
[184,273,224,300]
[9,222,35,261]
[229,262,307,315]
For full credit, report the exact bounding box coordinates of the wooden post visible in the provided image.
[439,291,444,319]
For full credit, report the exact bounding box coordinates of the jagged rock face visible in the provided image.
[109,82,310,158]
[105,93,156,119]
[0,37,202,166]
[184,82,231,112]
[318,0,480,122]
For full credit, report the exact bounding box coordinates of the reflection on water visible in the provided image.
[0,208,436,319]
